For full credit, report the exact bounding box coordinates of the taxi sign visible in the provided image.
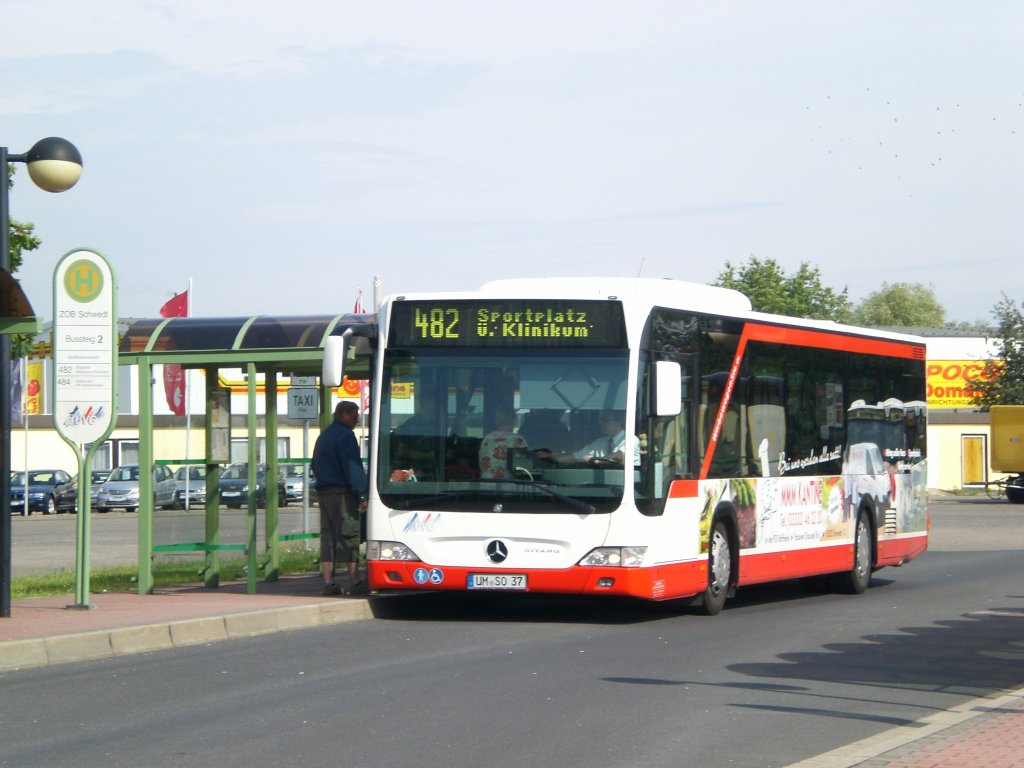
[288,387,319,420]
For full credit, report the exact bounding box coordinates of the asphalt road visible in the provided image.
[1,496,1022,768]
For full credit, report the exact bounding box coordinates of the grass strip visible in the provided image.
[11,545,323,599]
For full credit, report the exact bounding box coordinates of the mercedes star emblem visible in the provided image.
[486,540,509,563]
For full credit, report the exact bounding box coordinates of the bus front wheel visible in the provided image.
[698,521,733,615]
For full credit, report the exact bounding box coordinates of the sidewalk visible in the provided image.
[2,580,1022,768]
[0,573,371,674]
[785,685,1024,767]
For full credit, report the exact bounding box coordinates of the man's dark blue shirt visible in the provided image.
[312,419,367,496]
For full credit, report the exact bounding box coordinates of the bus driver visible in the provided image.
[537,409,640,467]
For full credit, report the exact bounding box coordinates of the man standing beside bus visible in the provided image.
[312,401,368,595]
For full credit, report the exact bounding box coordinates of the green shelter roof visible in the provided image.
[119,313,375,375]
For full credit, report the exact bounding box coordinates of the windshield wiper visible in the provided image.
[391,493,455,510]
[387,481,597,514]
[476,478,595,514]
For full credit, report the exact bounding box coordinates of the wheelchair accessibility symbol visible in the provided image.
[414,567,444,585]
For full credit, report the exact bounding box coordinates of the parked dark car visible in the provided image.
[10,469,77,515]
[218,463,287,509]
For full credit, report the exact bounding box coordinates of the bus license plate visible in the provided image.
[467,573,527,590]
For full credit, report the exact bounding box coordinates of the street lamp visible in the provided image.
[1,137,82,618]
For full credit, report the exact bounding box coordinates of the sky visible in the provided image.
[4,0,1022,324]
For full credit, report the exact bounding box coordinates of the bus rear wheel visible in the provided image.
[698,521,732,615]
[834,513,872,594]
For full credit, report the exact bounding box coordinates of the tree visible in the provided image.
[5,165,42,272]
[971,294,1024,408]
[5,165,42,358]
[713,256,852,322]
[850,282,945,327]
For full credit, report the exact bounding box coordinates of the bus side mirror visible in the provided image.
[654,361,682,417]
[322,330,352,388]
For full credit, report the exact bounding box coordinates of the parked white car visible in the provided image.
[173,465,207,510]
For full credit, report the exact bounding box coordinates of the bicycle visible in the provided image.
[985,477,1008,500]
[984,474,1024,503]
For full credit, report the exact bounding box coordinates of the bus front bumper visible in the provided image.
[367,559,709,601]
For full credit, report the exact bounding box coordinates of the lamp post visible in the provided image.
[1,137,82,618]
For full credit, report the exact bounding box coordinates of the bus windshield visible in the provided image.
[377,347,631,513]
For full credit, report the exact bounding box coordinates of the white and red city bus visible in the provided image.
[323,277,928,613]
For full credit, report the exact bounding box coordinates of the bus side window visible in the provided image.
[660,412,689,481]
[702,372,743,478]
[747,375,785,477]
[636,354,693,514]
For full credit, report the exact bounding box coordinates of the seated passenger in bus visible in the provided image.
[391,397,447,480]
[537,410,640,467]
[478,405,528,479]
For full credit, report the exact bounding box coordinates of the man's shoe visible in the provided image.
[345,580,369,595]
[321,582,342,596]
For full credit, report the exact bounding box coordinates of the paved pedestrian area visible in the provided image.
[1,577,1021,767]
[785,686,1024,767]
[0,573,371,674]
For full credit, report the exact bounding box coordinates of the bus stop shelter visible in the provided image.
[118,313,373,595]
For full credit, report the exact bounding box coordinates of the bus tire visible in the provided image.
[835,512,873,594]
[698,521,733,615]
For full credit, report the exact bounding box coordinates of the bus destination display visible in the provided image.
[389,300,626,347]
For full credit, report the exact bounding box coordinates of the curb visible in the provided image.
[784,685,1024,767]
[0,599,372,674]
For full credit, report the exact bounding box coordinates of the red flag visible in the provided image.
[160,290,189,318]
[353,291,369,413]
[163,364,186,416]
[159,290,188,414]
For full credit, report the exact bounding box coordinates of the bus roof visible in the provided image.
[480,277,752,314]
[745,307,926,346]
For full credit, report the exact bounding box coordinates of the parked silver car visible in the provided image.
[173,465,207,510]
[95,464,177,512]
[279,462,314,502]
[88,469,111,507]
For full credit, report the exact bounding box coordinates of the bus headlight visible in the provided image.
[367,540,421,562]
[578,547,647,567]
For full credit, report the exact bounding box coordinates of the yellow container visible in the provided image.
[990,405,1024,472]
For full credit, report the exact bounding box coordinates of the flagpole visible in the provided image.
[21,358,28,517]
[355,289,367,433]
[184,278,193,508]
